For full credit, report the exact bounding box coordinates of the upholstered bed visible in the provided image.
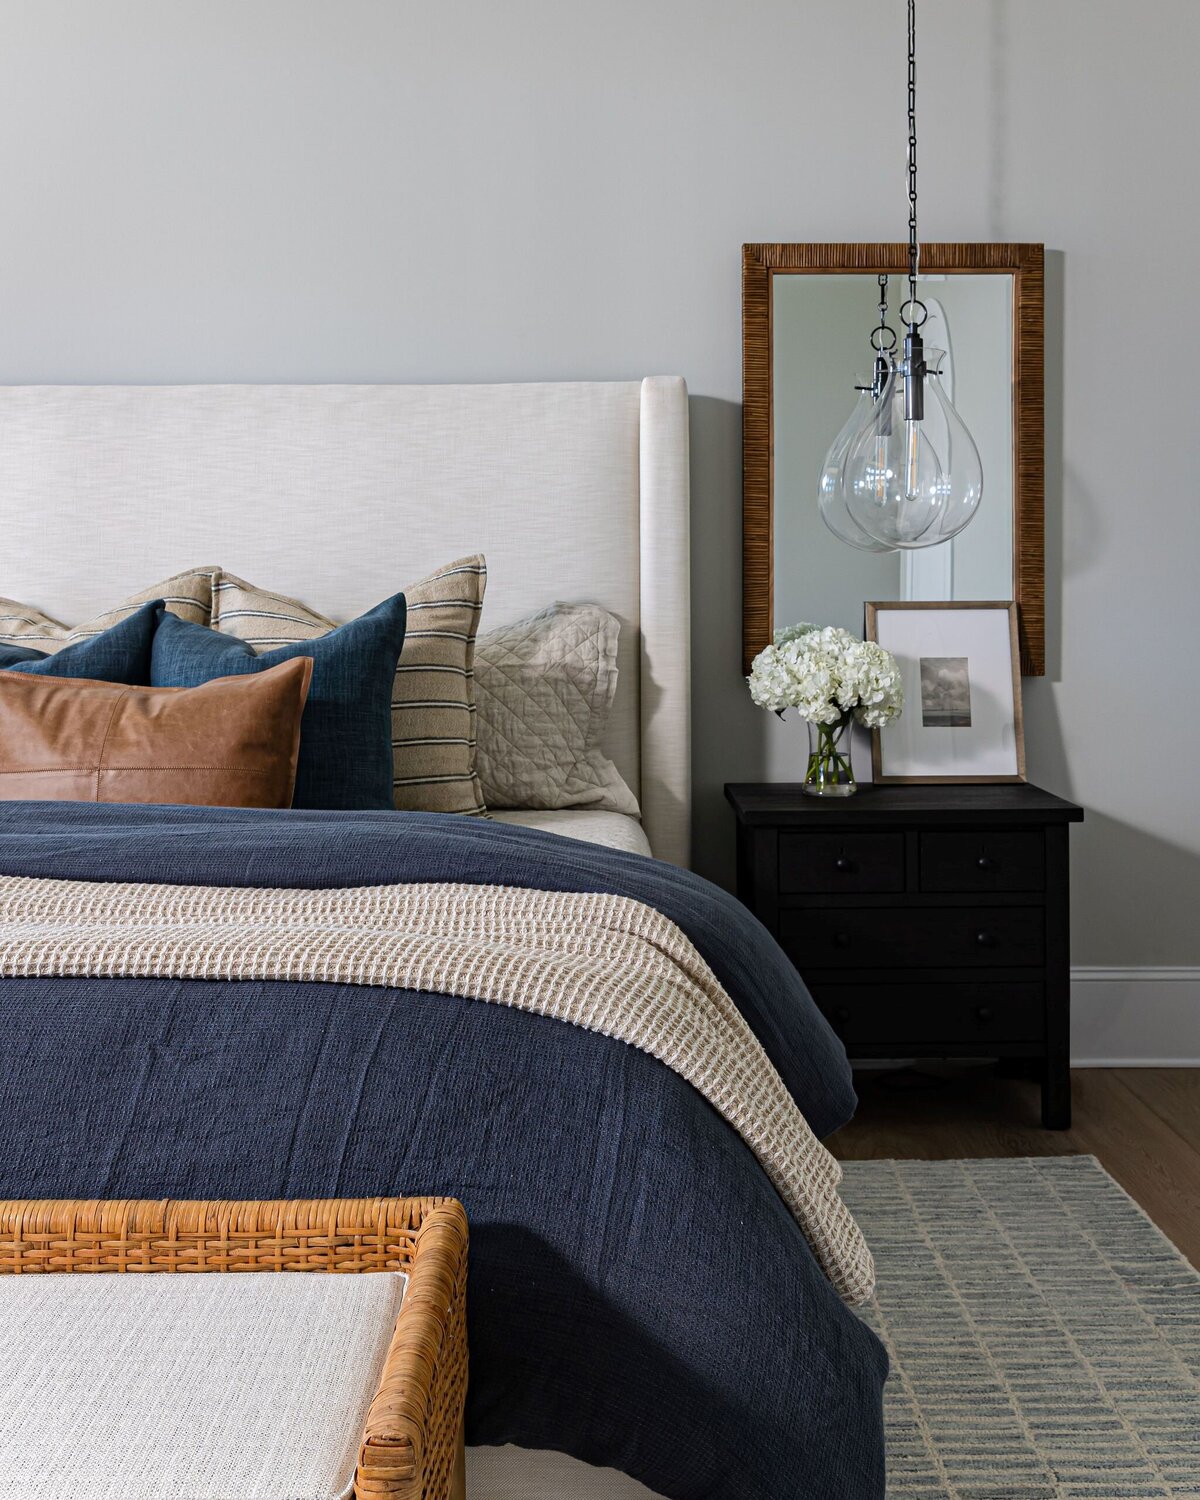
[0,380,886,1499]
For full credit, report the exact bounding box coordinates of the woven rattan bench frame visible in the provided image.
[0,1196,468,1500]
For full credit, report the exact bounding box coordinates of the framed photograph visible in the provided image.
[865,602,1025,784]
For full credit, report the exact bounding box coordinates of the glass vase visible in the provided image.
[803,713,857,798]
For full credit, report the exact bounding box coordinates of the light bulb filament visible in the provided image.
[904,419,921,500]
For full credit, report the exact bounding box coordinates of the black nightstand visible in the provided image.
[724,783,1085,1128]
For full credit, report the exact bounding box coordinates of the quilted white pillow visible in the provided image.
[475,603,640,816]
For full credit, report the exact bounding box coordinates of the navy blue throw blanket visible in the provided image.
[0,804,887,1499]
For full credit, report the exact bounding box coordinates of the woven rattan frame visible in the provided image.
[0,1196,468,1500]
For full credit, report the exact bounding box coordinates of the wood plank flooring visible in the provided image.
[828,1065,1200,1267]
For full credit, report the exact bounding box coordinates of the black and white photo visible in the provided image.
[920,657,972,728]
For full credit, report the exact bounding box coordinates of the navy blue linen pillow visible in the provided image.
[0,601,161,684]
[151,595,407,810]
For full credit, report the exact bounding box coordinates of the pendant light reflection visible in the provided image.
[818,386,895,553]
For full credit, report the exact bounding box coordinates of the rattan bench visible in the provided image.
[0,1196,468,1500]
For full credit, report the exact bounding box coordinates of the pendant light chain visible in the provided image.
[856,274,896,397]
[906,0,920,324]
[872,274,894,398]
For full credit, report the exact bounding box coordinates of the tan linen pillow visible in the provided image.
[0,659,312,807]
[0,568,216,651]
[211,558,487,815]
[474,603,640,816]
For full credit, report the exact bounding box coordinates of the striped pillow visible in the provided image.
[0,568,216,651]
[211,558,487,815]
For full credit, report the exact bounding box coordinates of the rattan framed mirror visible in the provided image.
[742,243,1044,675]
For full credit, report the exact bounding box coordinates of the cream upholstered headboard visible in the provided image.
[0,378,692,865]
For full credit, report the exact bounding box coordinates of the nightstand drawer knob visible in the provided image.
[977,855,995,871]
[834,1006,852,1023]
[975,931,996,948]
[975,1005,994,1022]
[833,932,852,950]
[834,857,853,872]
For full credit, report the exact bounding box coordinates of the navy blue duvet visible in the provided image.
[0,804,886,1499]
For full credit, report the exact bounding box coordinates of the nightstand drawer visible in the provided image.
[920,832,1045,893]
[779,833,905,894]
[810,983,1044,1045]
[781,907,1045,969]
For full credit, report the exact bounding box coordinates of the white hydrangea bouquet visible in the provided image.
[748,623,904,797]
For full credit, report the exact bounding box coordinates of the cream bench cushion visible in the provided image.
[0,1270,406,1500]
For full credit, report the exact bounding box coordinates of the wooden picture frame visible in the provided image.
[865,600,1026,784]
[742,242,1045,675]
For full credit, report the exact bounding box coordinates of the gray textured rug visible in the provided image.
[840,1157,1200,1499]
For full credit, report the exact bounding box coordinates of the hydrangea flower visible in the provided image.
[748,623,903,728]
[772,621,819,647]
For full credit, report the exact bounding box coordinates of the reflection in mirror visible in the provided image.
[773,273,1013,639]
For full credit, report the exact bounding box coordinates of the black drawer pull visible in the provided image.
[975,1005,994,1022]
[975,931,996,948]
[780,834,904,894]
[833,932,853,950]
[919,833,1045,894]
[834,1006,852,1023]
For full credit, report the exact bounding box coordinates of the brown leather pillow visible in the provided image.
[0,658,313,808]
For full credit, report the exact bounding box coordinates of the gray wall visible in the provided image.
[2,0,1198,964]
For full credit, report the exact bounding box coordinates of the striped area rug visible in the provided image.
[840,1157,1200,1498]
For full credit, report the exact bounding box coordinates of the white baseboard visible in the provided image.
[1072,967,1200,1066]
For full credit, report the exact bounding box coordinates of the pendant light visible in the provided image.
[833,0,983,551]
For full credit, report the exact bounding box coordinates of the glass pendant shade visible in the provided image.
[842,350,983,550]
[818,385,896,553]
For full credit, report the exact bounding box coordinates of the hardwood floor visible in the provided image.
[828,1065,1200,1267]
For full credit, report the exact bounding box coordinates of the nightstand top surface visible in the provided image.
[724,782,1084,825]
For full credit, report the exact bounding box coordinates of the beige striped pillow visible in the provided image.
[0,568,216,651]
[211,557,487,816]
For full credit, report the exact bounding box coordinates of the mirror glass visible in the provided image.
[773,272,1014,637]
